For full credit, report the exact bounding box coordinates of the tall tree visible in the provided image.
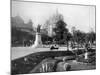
[53,19,68,42]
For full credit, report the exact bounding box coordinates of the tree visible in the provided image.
[53,19,70,45]
[88,31,96,43]
[85,31,96,46]
[72,29,87,49]
[64,32,72,50]
[53,20,68,41]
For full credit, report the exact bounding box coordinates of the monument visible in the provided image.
[32,25,42,48]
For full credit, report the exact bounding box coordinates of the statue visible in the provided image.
[37,25,41,33]
[32,24,42,48]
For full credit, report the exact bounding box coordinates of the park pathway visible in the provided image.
[11,47,85,60]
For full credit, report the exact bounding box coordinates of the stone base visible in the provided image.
[31,32,42,48]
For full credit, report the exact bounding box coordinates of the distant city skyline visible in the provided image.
[12,1,95,33]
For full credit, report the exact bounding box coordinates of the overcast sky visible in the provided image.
[11,1,95,33]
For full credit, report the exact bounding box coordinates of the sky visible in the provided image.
[11,1,95,33]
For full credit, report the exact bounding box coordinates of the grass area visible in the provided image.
[11,49,96,75]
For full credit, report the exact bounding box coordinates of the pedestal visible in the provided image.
[32,32,42,48]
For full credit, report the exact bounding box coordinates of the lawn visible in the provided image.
[11,48,96,75]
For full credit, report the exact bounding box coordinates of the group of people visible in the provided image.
[23,40,34,47]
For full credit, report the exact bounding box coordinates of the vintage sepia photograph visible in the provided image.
[11,0,96,75]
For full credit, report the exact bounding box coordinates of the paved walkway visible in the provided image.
[11,47,85,60]
[11,47,50,60]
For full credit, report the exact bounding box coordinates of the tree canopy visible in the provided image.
[53,19,69,43]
